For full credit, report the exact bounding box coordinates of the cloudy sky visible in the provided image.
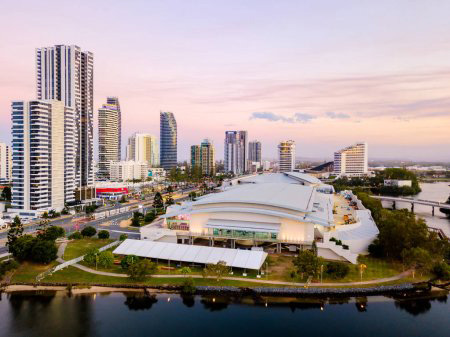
[1,0,449,161]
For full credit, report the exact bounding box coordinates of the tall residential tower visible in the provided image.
[224,131,248,175]
[0,143,12,183]
[160,112,177,170]
[98,97,121,179]
[11,100,76,212]
[248,140,262,164]
[126,133,159,167]
[191,139,215,175]
[36,44,94,199]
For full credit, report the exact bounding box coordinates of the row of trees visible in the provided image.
[7,216,64,264]
[333,168,422,196]
[358,192,450,280]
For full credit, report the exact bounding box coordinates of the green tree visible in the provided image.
[153,192,164,209]
[81,226,97,237]
[431,261,450,281]
[98,251,114,269]
[42,211,49,219]
[7,216,23,247]
[181,277,196,294]
[84,248,100,267]
[1,186,11,201]
[293,250,322,279]
[127,259,157,281]
[119,234,128,241]
[402,247,432,278]
[144,212,156,224]
[97,230,110,239]
[31,240,58,264]
[203,261,230,281]
[39,226,65,241]
[9,235,36,260]
[121,254,139,270]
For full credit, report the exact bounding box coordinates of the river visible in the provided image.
[0,290,448,337]
[381,182,450,237]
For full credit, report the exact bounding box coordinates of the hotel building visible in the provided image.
[109,161,149,182]
[278,140,295,172]
[334,142,368,177]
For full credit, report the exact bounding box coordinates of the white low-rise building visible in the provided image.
[110,161,149,182]
[384,179,412,187]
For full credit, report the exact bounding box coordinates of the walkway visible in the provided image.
[64,260,411,287]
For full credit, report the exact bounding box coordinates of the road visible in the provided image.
[0,188,198,244]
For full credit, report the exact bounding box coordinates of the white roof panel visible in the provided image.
[113,239,267,270]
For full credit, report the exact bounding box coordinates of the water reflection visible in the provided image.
[392,292,448,316]
[124,293,158,311]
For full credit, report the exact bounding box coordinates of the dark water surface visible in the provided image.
[0,291,448,337]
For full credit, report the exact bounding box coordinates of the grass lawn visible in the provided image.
[63,238,114,260]
[10,261,58,283]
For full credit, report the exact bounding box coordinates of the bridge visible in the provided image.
[370,195,450,215]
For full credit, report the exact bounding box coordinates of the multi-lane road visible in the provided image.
[0,187,199,247]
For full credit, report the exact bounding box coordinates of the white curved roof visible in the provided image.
[194,183,315,212]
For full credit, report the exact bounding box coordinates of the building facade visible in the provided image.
[160,112,177,170]
[248,140,262,164]
[191,139,215,175]
[334,142,368,177]
[36,44,94,199]
[278,140,295,172]
[98,97,121,179]
[126,133,159,167]
[109,161,149,182]
[224,131,247,175]
[0,143,12,183]
[11,100,76,212]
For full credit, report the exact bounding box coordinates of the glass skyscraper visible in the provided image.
[160,112,177,170]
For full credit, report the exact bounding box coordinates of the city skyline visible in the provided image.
[1,1,450,161]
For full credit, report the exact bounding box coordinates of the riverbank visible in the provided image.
[1,280,441,298]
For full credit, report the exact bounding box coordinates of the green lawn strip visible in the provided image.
[10,261,58,283]
[63,239,114,260]
[42,266,303,288]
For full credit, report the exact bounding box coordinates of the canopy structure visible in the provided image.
[114,239,268,270]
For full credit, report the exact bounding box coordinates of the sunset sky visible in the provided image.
[1,0,449,161]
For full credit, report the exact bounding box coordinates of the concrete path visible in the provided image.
[65,262,411,287]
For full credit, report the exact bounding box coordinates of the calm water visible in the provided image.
[381,182,450,236]
[0,291,448,337]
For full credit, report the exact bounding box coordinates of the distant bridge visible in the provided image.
[370,195,450,215]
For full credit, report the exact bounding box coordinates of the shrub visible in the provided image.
[144,212,156,223]
[342,244,349,250]
[119,234,128,241]
[68,231,82,240]
[81,226,97,237]
[431,261,450,281]
[325,261,350,279]
[0,259,19,276]
[330,237,337,242]
[31,240,58,264]
[131,218,141,227]
[97,230,110,239]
